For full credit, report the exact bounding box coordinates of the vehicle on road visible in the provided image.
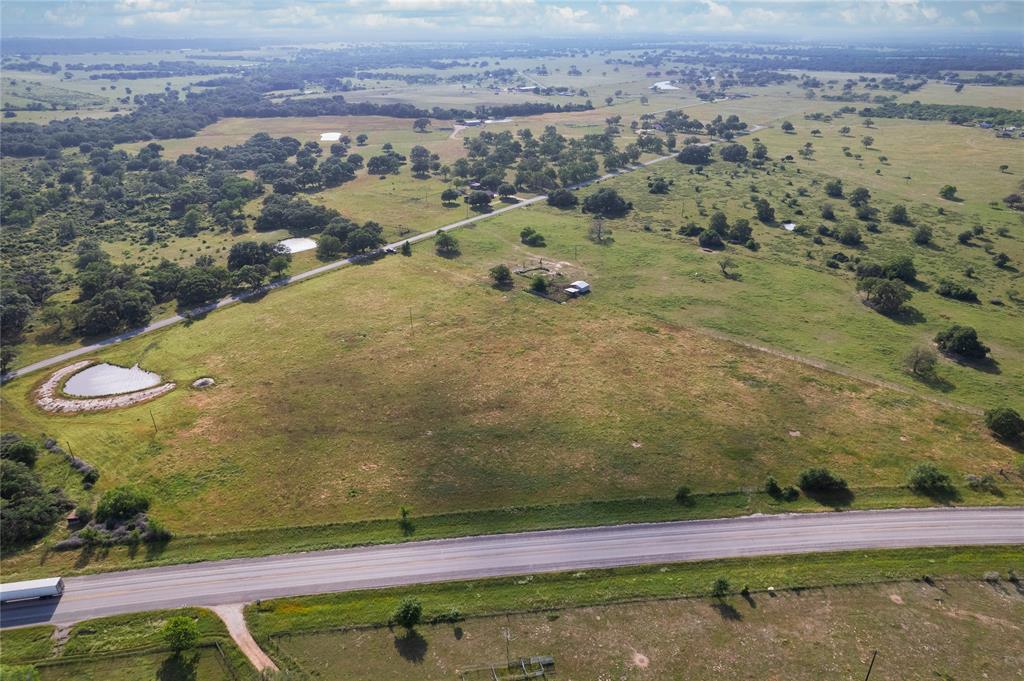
[0,577,65,603]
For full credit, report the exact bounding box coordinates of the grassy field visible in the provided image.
[2,196,1021,577]
[271,576,1024,680]
[0,608,251,680]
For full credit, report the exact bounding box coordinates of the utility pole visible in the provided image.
[149,408,158,435]
[863,650,878,681]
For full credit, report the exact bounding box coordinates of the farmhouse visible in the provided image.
[463,119,483,126]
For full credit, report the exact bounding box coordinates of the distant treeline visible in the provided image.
[0,83,593,158]
[860,102,1024,127]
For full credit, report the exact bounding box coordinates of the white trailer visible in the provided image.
[0,577,65,603]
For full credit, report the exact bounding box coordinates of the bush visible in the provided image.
[519,228,546,247]
[582,188,631,217]
[697,229,723,249]
[798,467,848,493]
[676,145,712,165]
[95,486,150,523]
[764,476,782,498]
[316,235,343,260]
[0,460,65,548]
[530,275,549,294]
[836,225,862,246]
[882,255,916,283]
[546,188,578,208]
[907,463,955,497]
[392,597,423,629]
[434,231,460,257]
[1,437,38,467]
[489,264,512,287]
[780,485,800,502]
[912,225,932,245]
[719,144,748,163]
[936,280,978,302]
[674,485,692,505]
[984,407,1024,441]
[820,203,835,220]
[965,474,999,494]
[711,577,730,598]
[934,325,989,359]
[163,616,200,652]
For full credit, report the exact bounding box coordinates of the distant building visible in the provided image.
[565,280,590,296]
[463,119,483,126]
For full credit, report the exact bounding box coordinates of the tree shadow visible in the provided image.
[888,305,926,325]
[157,652,199,681]
[950,354,1002,375]
[802,487,855,508]
[453,626,464,640]
[499,196,520,204]
[393,630,428,662]
[910,371,955,393]
[711,601,743,621]
[913,486,962,505]
[491,281,514,292]
[741,591,757,609]
[145,536,171,560]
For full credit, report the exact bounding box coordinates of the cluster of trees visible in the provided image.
[1,434,71,551]
[681,210,757,251]
[859,102,1024,127]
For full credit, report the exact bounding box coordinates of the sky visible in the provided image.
[2,0,1022,41]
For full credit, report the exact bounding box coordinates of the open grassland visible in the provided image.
[2,177,1022,577]
[270,575,1024,681]
[0,608,251,680]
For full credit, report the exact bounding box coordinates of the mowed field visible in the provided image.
[273,580,1024,680]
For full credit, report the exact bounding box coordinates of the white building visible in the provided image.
[565,280,590,296]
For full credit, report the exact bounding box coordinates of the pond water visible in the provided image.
[278,237,317,253]
[783,222,797,231]
[320,132,341,141]
[63,363,163,397]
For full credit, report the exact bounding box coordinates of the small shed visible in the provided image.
[463,119,483,126]
[565,280,590,296]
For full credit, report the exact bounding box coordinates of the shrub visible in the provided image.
[836,225,862,246]
[0,460,65,548]
[489,264,512,287]
[934,325,989,359]
[519,228,546,247]
[984,407,1024,441]
[936,280,978,302]
[904,346,937,377]
[434,231,460,257]
[582,188,631,217]
[95,486,150,523]
[392,597,423,629]
[912,225,932,245]
[676,145,712,165]
[719,144,748,163]
[820,203,835,220]
[711,577,731,598]
[163,616,200,651]
[907,463,955,497]
[1,437,38,467]
[780,486,800,502]
[674,485,692,505]
[965,474,998,494]
[316,235,343,260]
[887,204,909,224]
[697,229,723,249]
[530,275,549,294]
[882,255,916,282]
[546,188,578,208]
[798,467,848,493]
[856,277,911,315]
[764,476,782,498]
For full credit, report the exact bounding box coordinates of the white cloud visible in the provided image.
[701,0,733,19]
[981,2,1008,13]
[357,12,439,28]
[615,4,639,19]
[962,8,981,23]
[44,3,87,27]
[740,7,786,24]
[115,0,173,10]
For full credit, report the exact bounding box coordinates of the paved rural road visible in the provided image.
[2,153,678,383]
[2,507,1021,628]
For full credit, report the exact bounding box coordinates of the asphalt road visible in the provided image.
[2,153,677,382]
[2,507,1020,628]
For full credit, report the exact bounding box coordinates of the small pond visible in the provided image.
[278,237,317,253]
[783,222,797,231]
[63,363,163,397]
